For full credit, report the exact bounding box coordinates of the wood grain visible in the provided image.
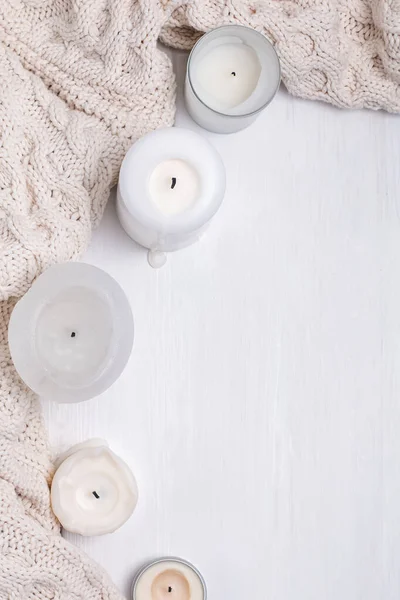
[43,50,400,599]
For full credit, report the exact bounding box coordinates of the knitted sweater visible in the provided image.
[0,1,399,598]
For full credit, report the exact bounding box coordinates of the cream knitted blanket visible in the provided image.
[0,1,399,598]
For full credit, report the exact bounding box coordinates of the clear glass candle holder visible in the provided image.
[185,25,281,134]
[132,557,207,600]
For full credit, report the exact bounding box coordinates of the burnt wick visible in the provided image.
[70,331,76,338]
[171,177,177,189]
[231,71,236,76]
[92,491,100,499]
[168,587,172,593]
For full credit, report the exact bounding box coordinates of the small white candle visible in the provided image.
[133,558,206,600]
[185,25,281,134]
[8,263,134,403]
[51,440,138,536]
[117,128,225,255]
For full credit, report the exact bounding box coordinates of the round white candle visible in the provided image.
[193,43,261,111]
[8,262,134,403]
[117,128,225,254]
[185,25,281,134]
[51,440,138,536]
[149,159,200,216]
[133,558,206,600]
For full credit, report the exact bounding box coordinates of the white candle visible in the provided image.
[133,558,206,600]
[51,440,138,536]
[192,43,261,111]
[185,25,281,134]
[149,159,200,216]
[117,128,225,256]
[8,263,134,403]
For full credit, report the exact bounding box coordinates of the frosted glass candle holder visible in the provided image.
[8,263,134,403]
[185,25,281,134]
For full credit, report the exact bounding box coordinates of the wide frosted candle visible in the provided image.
[117,128,225,258]
[133,558,206,600]
[185,25,281,134]
[8,263,134,403]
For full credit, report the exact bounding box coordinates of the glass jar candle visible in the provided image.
[133,558,206,600]
[185,25,281,134]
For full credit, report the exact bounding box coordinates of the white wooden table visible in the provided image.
[44,50,400,599]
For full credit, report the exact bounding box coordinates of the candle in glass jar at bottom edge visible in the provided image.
[133,558,206,600]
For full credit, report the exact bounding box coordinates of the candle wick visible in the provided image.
[168,587,172,593]
[231,71,236,76]
[70,331,76,338]
[171,177,177,190]
[92,491,100,499]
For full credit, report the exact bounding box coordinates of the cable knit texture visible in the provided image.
[0,1,399,598]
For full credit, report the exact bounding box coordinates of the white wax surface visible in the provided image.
[35,287,112,384]
[149,159,200,216]
[74,459,119,514]
[51,444,138,536]
[134,560,205,600]
[191,43,261,112]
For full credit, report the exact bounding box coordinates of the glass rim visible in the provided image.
[187,24,281,119]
